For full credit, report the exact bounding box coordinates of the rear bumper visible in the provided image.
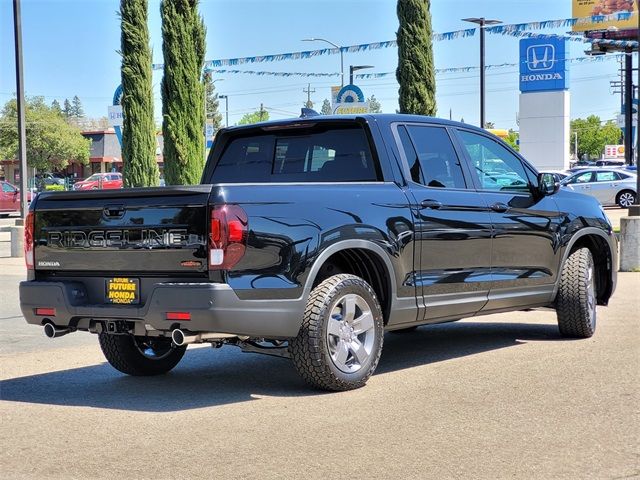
[19,281,305,338]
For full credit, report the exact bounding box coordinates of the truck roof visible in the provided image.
[221,113,488,135]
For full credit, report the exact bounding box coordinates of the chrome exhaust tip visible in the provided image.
[43,322,71,339]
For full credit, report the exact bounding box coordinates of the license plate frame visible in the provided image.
[105,277,140,305]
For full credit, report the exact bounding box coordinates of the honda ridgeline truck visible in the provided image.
[20,114,617,391]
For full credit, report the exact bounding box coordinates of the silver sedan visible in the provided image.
[561,168,637,208]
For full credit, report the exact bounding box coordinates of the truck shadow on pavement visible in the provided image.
[0,321,564,412]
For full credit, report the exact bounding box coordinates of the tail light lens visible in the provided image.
[209,205,248,270]
[24,211,34,270]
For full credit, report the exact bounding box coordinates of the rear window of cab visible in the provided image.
[210,124,381,183]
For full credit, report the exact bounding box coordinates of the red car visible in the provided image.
[0,180,31,216]
[73,173,123,191]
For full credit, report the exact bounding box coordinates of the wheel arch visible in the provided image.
[303,240,397,325]
[554,228,616,306]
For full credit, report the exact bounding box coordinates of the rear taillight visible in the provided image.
[209,205,248,270]
[24,211,34,270]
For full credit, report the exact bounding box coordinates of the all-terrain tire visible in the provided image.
[556,248,597,338]
[98,334,186,376]
[289,274,384,391]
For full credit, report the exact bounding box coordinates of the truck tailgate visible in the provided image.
[33,186,211,275]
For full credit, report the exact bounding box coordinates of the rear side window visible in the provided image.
[211,125,379,183]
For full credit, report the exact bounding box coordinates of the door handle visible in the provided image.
[490,202,509,213]
[421,199,442,209]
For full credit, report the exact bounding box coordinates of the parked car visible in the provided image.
[595,159,625,168]
[73,173,123,191]
[0,180,32,216]
[20,113,617,391]
[35,173,65,191]
[561,168,637,208]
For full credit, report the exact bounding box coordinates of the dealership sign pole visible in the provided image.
[12,0,27,220]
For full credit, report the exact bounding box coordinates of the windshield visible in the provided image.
[85,174,101,182]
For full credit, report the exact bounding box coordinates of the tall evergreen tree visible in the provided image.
[51,99,62,116]
[161,0,206,185]
[321,98,332,115]
[62,98,72,119]
[119,0,159,187]
[396,0,436,116]
[367,95,382,113]
[71,95,85,118]
[203,71,223,132]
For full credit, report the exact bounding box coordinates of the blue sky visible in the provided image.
[0,0,631,129]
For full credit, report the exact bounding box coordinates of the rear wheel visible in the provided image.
[98,333,186,376]
[289,274,384,391]
[556,248,597,338]
[616,190,636,208]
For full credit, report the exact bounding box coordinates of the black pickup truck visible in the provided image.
[20,113,617,391]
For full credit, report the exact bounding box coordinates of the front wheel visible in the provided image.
[98,334,186,376]
[289,274,384,391]
[556,248,597,338]
[616,190,636,208]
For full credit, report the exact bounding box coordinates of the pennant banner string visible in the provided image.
[150,11,637,70]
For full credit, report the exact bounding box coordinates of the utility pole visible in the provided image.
[624,48,633,166]
[12,0,28,220]
[259,103,265,121]
[303,83,315,107]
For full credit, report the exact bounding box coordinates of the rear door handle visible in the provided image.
[421,199,442,209]
[490,202,509,213]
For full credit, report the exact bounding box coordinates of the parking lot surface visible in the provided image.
[0,215,638,480]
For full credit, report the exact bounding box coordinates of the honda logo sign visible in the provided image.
[519,38,569,93]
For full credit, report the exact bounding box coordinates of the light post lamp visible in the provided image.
[462,17,502,128]
[218,94,229,127]
[302,38,344,86]
[349,65,374,85]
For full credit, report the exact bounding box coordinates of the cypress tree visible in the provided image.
[120,0,158,187]
[396,0,436,116]
[161,0,206,185]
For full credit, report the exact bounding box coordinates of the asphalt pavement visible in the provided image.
[0,214,639,479]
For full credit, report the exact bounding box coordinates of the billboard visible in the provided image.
[572,0,638,32]
[519,38,569,93]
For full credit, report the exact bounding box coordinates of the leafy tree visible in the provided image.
[161,0,206,185]
[119,0,159,187]
[367,95,382,113]
[203,71,223,131]
[238,109,270,125]
[62,98,72,119]
[484,121,495,129]
[0,97,90,171]
[321,98,332,115]
[304,99,314,109]
[396,0,436,115]
[71,95,84,118]
[504,129,519,152]
[570,115,621,159]
[51,99,62,115]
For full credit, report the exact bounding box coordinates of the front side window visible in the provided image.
[2,183,16,193]
[458,130,530,193]
[567,172,594,184]
[402,125,466,189]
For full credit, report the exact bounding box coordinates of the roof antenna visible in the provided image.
[300,108,320,118]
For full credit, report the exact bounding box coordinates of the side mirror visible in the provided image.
[538,172,559,196]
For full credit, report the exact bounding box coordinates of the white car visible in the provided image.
[561,168,637,208]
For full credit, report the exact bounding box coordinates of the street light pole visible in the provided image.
[349,65,374,85]
[219,95,229,127]
[303,38,344,86]
[12,0,28,220]
[462,17,502,129]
